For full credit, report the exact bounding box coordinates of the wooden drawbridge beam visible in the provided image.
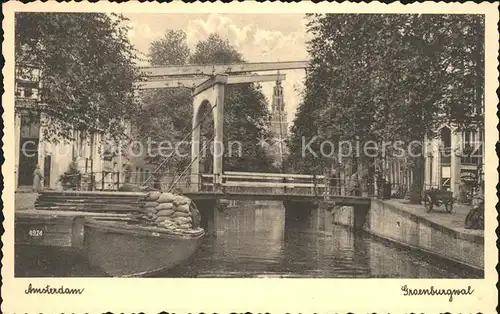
[135,73,286,90]
[140,61,308,77]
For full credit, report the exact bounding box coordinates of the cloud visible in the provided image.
[127,21,163,40]
[186,14,255,53]
[126,20,163,61]
[185,14,308,62]
[184,14,308,124]
[126,13,308,125]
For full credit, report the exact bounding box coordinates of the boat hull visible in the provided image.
[84,221,204,277]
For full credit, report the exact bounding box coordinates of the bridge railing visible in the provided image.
[195,172,377,198]
[67,170,371,197]
[64,170,370,197]
[324,177,371,197]
[198,172,328,196]
[220,182,327,196]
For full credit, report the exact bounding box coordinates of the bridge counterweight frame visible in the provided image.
[136,61,309,193]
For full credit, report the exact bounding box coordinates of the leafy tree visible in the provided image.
[189,33,243,65]
[190,34,276,172]
[288,14,484,188]
[149,29,190,66]
[137,32,276,179]
[59,161,81,190]
[134,30,193,176]
[15,13,141,143]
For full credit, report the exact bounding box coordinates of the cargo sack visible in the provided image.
[158,192,175,203]
[184,228,203,234]
[145,191,161,201]
[157,209,175,217]
[143,207,157,214]
[159,217,176,225]
[172,211,190,218]
[172,217,183,224]
[161,222,177,229]
[144,201,159,208]
[157,218,177,230]
[156,202,174,210]
[177,223,192,229]
[175,204,190,213]
[173,195,190,206]
[154,216,170,223]
[173,216,192,225]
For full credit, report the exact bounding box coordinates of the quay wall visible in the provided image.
[331,200,484,272]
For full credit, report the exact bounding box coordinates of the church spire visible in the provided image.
[268,71,288,167]
[272,71,285,112]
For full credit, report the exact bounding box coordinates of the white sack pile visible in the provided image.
[142,192,194,230]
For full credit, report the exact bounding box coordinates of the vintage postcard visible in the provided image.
[2,1,498,313]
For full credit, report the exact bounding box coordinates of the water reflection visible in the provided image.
[167,202,473,278]
[16,202,476,278]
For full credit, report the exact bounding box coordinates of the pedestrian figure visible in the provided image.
[351,173,360,196]
[33,164,44,193]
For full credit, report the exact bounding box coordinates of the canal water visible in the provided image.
[165,202,473,278]
[16,202,476,278]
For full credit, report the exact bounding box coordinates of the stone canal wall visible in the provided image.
[331,199,484,272]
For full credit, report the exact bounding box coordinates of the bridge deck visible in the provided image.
[184,191,371,206]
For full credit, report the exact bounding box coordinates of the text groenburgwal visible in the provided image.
[402,285,474,302]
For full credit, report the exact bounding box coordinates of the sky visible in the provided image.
[123,13,311,126]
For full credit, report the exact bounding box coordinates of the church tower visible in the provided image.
[269,76,288,164]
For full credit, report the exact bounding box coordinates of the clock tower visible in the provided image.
[269,77,288,165]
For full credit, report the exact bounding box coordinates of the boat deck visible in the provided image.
[15,209,204,249]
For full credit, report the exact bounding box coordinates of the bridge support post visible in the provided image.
[192,199,217,231]
[340,171,346,195]
[190,115,201,192]
[330,203,371,232]
[283,200,337,235]
[191,75,227,193]
[212,81,225,193]
[283,200,317,225]
[353,204,370,231]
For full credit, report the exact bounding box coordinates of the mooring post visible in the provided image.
[313,174,317,197]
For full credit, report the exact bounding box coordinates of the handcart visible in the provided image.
[423,188,454,213]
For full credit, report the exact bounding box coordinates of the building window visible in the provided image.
[429,157,433,186]
[15,83,21,97]
[24,87,34,98]
[440,127,451,165]
[73,130,82,160]
[20,114,40,138]
[461,129,482,165]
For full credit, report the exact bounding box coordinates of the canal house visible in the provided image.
[14,64,129,191]
[423,122,484,200]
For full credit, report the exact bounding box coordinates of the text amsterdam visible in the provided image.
[25,283,85,295]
